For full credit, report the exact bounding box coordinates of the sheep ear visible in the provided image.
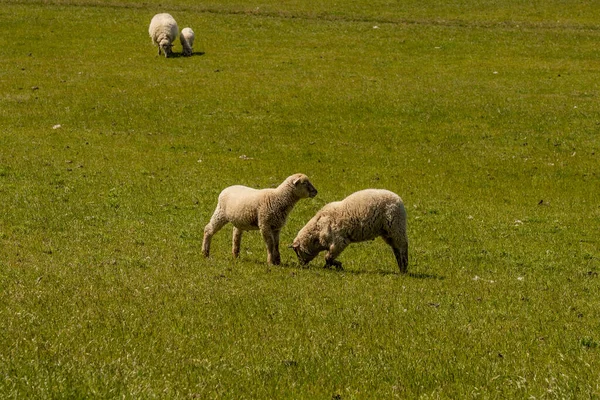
[292,178,300,185]
[290,245,301,256]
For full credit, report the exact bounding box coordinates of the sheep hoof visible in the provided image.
[325,260,343,271]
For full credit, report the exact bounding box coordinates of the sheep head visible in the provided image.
[159,40,174,57]
[290,239,319,265]
[291,174,318,199]
[290,218,328,265]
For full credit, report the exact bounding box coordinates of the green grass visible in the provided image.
[1,0,599,398]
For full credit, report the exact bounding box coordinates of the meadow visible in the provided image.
[1,0,599,398]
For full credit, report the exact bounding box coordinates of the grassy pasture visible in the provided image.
[1,0,599,398]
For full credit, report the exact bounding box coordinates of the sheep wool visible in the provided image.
[202,174,318,265]
[180,27,195,57]
[149,13,178,58]
[291,189,408,273]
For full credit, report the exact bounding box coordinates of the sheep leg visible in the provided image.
[202,208,228,258]
[271,229,282,265]
[324,240,348,270]
[383,235,408,273]
[232,227,243,258]
[393,247,408,274]
[260,227,280,265]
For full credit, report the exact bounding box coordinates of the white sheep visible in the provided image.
[180,27,195,57]
[149,13,178,58]
[291,189,408,273]
[202,174,318,265]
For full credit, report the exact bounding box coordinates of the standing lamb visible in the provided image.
[149,13,178,58]
[291,189,408,273]
[202,174,318,265]
[180,27,195,57]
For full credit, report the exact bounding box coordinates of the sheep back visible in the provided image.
[320,189,406,242]
[217,185,266,230]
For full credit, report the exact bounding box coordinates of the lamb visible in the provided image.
[291,189,408,273]
[202,174,318,265]
[149,13,178,58]
[180,27,195,57]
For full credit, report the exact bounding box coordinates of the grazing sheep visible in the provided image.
[149,13,178,58]
[291,189,408,273]
[180,27,195,57]
[202,174,318,265]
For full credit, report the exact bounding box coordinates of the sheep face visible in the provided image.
[292,176,318,199]
[291,241,319,265]
[291,232,325,265]
[160,40,174,57]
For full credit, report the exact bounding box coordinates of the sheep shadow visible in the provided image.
[408,272,445,280]
[275,261,444,280]
[337,269,444,280]
[168,52,205,59]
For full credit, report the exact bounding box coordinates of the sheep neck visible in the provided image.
[271,183,301,213]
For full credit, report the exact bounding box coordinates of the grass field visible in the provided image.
[1,0,599,398]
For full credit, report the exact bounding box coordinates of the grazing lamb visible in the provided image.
[291,189,408,273]
[202,174,318,265]
[180,27,195,57]
[149,13,178,58]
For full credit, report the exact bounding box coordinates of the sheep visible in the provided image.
[202,174,318,265]
[149,13,178,58]
[290,189,408,273]
[180,27,195,57]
